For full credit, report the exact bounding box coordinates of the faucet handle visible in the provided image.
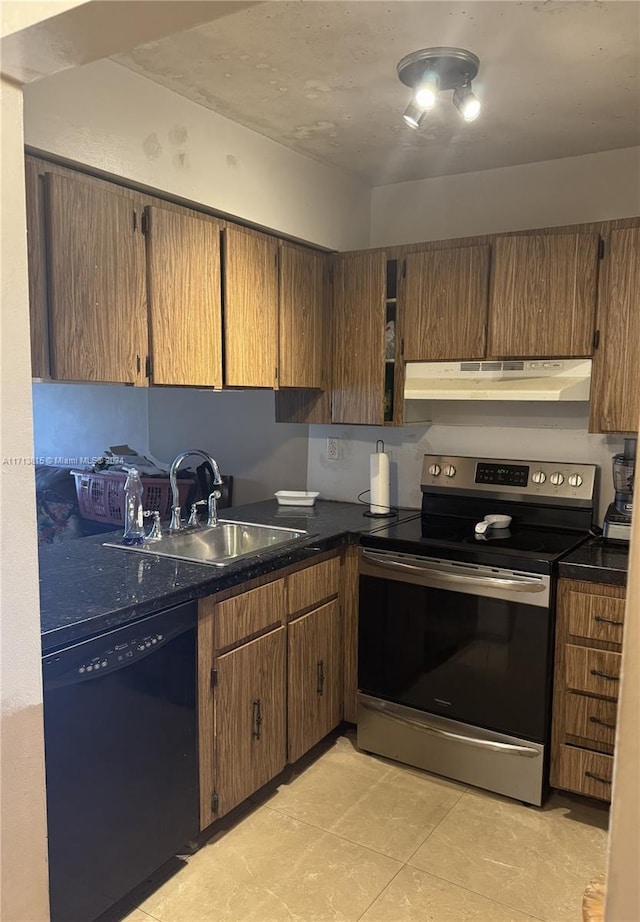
[143,510,163,541]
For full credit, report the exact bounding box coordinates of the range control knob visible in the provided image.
[568,473,584,488]
[443,464,456,478]
[550,472,565,486]
[428,464,441,477]
[531,471,546,485]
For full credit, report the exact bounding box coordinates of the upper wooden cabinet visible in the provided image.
[590,226,640,433]
[44,172,148,384]
[278,243,328,389]
[402,245,490,361]
[223,226,279,388]
[488,233,599,358]
[145,206,223,388]
[332,251,386,425]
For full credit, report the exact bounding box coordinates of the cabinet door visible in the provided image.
[215,627,286,817]
[332,252,386,424]
[146,207,222,387]
[279,244,328,388]
[223,226,278,388]
[590,226,640,433]
[488,233,598,358]
[403,245,490,361]
[288,600,341,763]
[44,172,147,384]
[25,158,49,378]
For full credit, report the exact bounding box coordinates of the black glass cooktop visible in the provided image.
[362,514,591,574]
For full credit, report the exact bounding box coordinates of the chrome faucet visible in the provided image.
[168,449,223,531]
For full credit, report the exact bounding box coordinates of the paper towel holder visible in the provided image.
[363,440,397,519]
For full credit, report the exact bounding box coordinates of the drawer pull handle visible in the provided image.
[317,659,325,696]
[590,668,620,681]
[252,698,263,741]
[584,771,611,786]
[594,616,623,626]
[589,716,616,729]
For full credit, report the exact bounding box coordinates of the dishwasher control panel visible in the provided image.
[76,632,165,674]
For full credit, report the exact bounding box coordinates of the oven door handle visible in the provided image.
[361,551,546,593]
[361,698,540,758]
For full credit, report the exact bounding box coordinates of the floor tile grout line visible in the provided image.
[261,802,409,865]
[355,860,409,922]
[403,787,467,864]
[401,864,549,922]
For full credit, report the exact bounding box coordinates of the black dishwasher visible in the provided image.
[42,601,199,922]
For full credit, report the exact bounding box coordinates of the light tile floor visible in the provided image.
[119,732,608,922]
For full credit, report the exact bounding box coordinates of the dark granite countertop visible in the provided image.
[558,537,629,587]
[39,499,419,652]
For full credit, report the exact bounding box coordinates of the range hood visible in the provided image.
[404,359,592,402]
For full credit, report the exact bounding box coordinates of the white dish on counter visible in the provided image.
[275,491,320,506]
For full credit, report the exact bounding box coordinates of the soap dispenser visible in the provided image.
[122,466,145,545]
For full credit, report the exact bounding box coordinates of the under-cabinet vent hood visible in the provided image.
[404,359,592,402]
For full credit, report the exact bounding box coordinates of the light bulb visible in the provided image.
[402,103,425,129]
[453,83,481,122]
[414,73,438,110]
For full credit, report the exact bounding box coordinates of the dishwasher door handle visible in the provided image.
[361,551,546,593]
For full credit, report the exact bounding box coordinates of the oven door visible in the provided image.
[358,549,552,743]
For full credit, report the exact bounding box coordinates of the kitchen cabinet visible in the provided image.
[44,171,148,384]
[550,578,625,802]
[488,233,599,358]
[197,552,347,828]
[223,225,279,388]
[25,157,49,379]
[279,242,329,388]
[286,556,341,762]
[214,627,287,818]
[332,251,387,425]
[401,245,490,361]
[589,226,640,433]
[145,206,223,387]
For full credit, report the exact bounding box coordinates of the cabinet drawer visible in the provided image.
[287,556,340,617]
[555,745,613,801]
[215,578,285,650]
[564,644,622,698]
[564,692,618,747]
[567,590,625,644]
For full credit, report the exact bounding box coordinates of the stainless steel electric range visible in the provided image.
[357,454,598,805]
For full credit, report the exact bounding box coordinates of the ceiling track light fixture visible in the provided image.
[397,47,481,127]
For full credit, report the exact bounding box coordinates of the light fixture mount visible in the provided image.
[397,47,479,92]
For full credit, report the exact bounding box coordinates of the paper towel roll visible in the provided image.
[370,448,390,514]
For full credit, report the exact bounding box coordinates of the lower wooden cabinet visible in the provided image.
[215,627,287,818]
[198,551,350,829]
[288,600,341,763]
[551,578,626,802]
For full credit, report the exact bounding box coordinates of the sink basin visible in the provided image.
[104,520,311,567]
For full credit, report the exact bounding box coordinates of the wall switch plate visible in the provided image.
[327,437,341,461]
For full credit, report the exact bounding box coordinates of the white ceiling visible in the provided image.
[113,0,640,186]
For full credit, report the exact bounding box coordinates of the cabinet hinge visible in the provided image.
[598,239,605,260]
[211,667,218,688]
[211,792,219,815]
[593,329,600,351]
[132,210,138,233]
[141,211,149,236]
[145,356,152,378]
[136,355,141,374]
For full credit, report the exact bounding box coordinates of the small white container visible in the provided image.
[274,491,320,507]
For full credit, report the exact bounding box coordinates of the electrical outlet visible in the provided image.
[327,437,341,461]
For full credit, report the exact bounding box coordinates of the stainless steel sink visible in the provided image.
[104,520,310,567]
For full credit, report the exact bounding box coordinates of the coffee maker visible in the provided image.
[603,438,636,542]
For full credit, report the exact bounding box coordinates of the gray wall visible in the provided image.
[308,402,624,526]
[147,388,308,506]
